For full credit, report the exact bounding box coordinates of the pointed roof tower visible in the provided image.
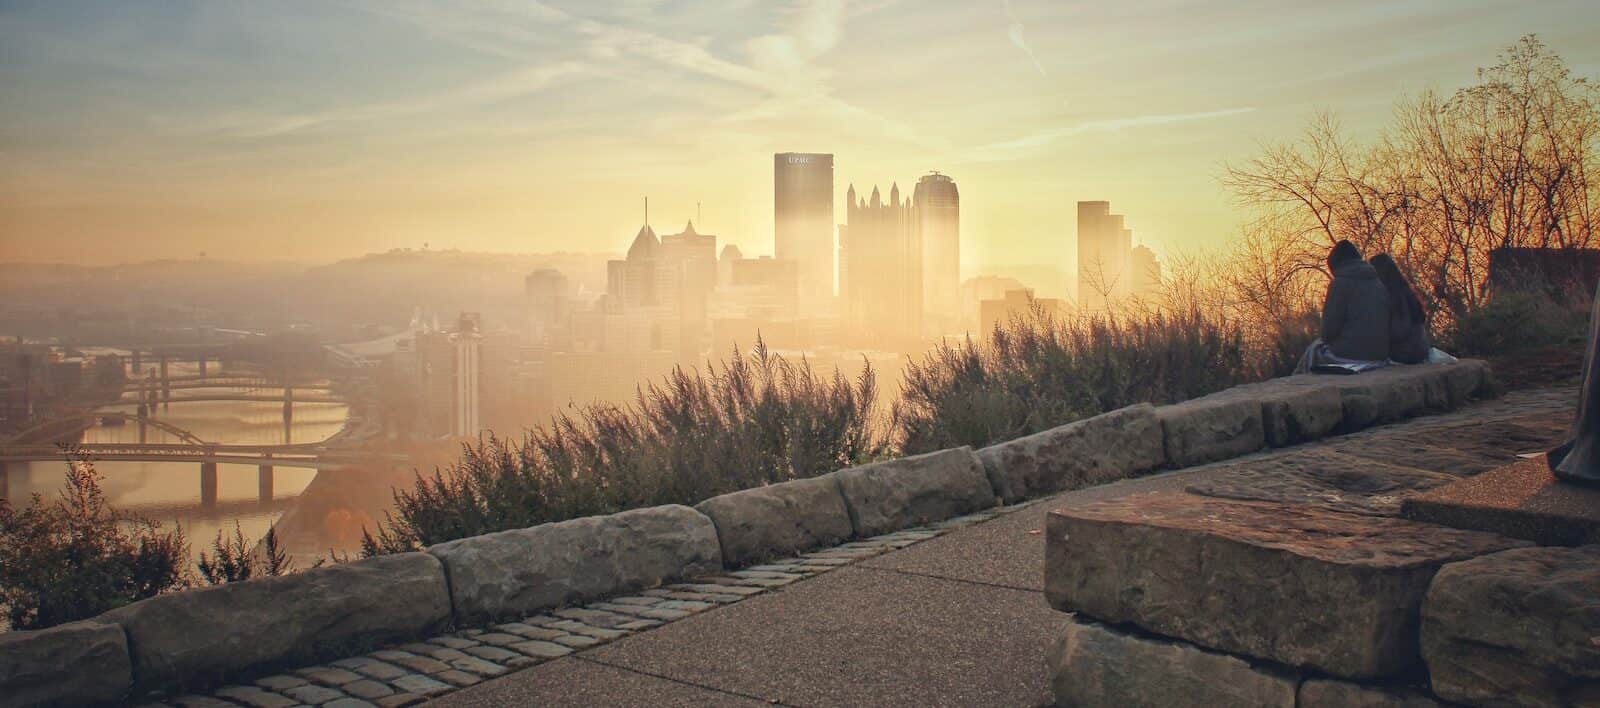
[627,223,659,259]
[870,185,881,207]
[890,182,900,207]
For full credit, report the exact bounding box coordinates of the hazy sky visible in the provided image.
[2,0,1598,274]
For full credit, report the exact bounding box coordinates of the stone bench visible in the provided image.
[1045,490,1527,678]
[1422,545,1600,706]
[695,475,854,567]
[1155,360,1493,466]
[427,504,722,624]
[98,551,452,693]
[977,403,1166,503]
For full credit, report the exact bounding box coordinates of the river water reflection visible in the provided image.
[8,361,349,561]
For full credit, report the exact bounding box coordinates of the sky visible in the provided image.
[2,0,1598,275]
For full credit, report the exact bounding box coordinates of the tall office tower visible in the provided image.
[525,268,570,348]
[914,172,960,331]
[774,153,834,310]
[1129,245,1162,299]
[660,220,718,361]
[841,183,922,345]
[1076,201,1133,311]
[450,313,482,437]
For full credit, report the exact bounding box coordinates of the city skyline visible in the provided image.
[4,1,1599,272]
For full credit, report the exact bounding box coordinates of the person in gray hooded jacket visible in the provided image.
[1295,240,1391,373]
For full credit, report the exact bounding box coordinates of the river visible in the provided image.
[6,360,350,562]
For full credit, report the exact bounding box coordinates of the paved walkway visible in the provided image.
[424,387,1574,708]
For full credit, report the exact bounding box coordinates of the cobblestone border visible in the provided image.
[138,510,1010,708]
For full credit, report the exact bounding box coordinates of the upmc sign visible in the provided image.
[787,155,813,165]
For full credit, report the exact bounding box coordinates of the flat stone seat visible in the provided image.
[1422,545,1600,706]
[1045,490,1528,678]
[1401,455,1600,546]
[1184,449,1459,516]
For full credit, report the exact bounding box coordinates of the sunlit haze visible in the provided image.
[4,0,1598,273]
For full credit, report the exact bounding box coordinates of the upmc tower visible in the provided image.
[774,152,834,310]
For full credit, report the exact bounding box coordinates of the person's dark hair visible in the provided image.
[1327,240,1362,271]
[1370,253,1425,323]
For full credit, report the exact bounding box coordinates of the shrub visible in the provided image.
[0,452,188,630]
[197,524,294,585]
[894,305,1262,453]
[1445,287,1591,357]
[365,340,884,552]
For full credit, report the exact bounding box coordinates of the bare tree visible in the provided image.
[1222,35,1598,325]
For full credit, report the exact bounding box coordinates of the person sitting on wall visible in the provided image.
[1296,240,1391,374]
[1369,253,1431,364]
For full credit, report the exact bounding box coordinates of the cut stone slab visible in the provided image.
[1209,375,1346,447]
[0,620,131,706]
[833,446,995,537]
[1422,545,1600,707]
[1297,679,1443,708]
[102,552,451,691]
[1046,616,1298,708]
[1402,456,1600,546]
[975,403,1165,503]
[1157,394,1265,467]
[427,504,722,624]
[1329,435,1507,477]
[1045,490,1529,678]
[1422,419,1570,465]
[694,474,853,567]
[1184,449,1459,516]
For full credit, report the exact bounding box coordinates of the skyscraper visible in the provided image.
[774,152,833,311]
[914,172,959,330]
[450,312,482,437]
[1077,201,1132,311]
[1129,244,1162,299]
[840,182,921,345]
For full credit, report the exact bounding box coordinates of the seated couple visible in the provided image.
[1296,240,1453,375]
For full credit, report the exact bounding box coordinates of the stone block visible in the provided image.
[1439,359,1492,406]
[1184,449,1458,517]
[694,475,853,567]
[102,552,450,691]
[833,447,995,537]
[1157,394,1265,467]
[1422,545,1600,707]
[1045,491,1528,678]
[0,620,131,706]
[1331,368,1430,428]
[1256,380,1345,447]
[427,504,722,624]
[975,403,1165,503]
[1046,616,1297,708]
[1297,679,1443,707]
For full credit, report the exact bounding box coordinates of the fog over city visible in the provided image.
[2,7,1599,703]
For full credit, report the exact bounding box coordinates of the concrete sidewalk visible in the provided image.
[429,388,1573,708]
[430,498,1066,707]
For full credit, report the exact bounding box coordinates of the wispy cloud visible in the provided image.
[1002,0,1046,77]
[346,1,946,150]
[964,107,1258,160]
[210,61,589,139]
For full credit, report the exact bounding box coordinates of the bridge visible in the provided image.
[124,392,345,405]
[0,441,406,506]
[120,378,336,393]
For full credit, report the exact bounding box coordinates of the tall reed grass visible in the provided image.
[365,341,884,553]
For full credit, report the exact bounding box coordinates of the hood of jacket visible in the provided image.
[1332,259,1379,281]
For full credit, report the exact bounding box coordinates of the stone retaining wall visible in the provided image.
[0,360,1497,706]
